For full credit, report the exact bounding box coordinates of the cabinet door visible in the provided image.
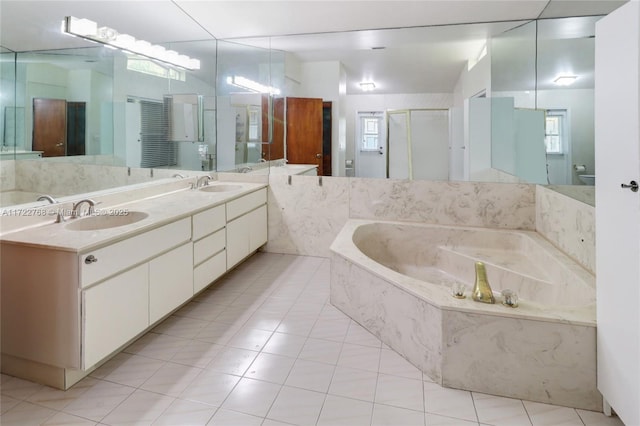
[248,205,268,252]
[149,243,194,324]
[83,264,149,369]
[226,215,250,269]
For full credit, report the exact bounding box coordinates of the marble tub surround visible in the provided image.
[1,179,266,252]
[0,159,16,191]
[266,176,537,258]
[330,219,599,410]
[536,185,595,274]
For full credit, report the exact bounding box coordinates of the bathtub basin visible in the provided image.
[330,219,599,411]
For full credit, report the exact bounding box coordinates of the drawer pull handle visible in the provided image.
[85,255,98,264]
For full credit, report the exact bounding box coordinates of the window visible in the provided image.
[358,112,384,151]
[545,109,567,154]
[127,58,186,81]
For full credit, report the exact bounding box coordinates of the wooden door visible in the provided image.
[322,102,332,176]
[33,98,67,157]
[286,97,323,175]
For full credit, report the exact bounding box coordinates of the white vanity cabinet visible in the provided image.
[1,184,269,390]
[192,205,227,294]
[226,188,268,269]
[80,218,192,370]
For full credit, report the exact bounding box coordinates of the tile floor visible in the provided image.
[0,253,625,426]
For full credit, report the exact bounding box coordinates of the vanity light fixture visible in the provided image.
[62,16,200,70]
[359,81,376,91]
[226,76,281,95]
[553,75,578,86]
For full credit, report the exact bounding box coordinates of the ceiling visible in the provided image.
[0,1,627,94]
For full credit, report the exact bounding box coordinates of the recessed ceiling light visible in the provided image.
[359,82,376,91]
[554,75,578,86]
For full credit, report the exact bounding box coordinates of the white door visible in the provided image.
[410,110,449,181]
[388,111,411,179]
[595,3,640,425]
[355,112,386,178]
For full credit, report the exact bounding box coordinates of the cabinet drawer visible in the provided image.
[80,218,191,288]
[226,188,267,221]
[192,205,225,241]
[194,250,226,294]
[149,243,194,324]
[82,264,149,369]
[194,228,225,266]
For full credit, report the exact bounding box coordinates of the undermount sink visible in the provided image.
[65,211,149,231]
[199,184,243,193]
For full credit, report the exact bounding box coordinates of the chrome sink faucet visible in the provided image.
[37,195,57,204]
[72,199,96,218]
[196,175,213,187]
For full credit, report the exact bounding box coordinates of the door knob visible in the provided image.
[316,153,322,159]
[621,180,638,192]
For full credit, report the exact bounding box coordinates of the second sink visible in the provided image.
[65,211,149,231]
[199,184,243,193]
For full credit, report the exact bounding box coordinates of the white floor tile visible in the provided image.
[376,374,424,412]
[328,366,378,402]
[152,315,210,339]
[62,380,136,422]
[174,300,226,322]
[206,408,263,426]
[205,347,259,376]
[423,381,477,423]
[139,362,202,397]
[262,331,307,358]
[317,394,373,426]
[523,401,584,426]
[90,353,165,387]
[153,399,217,425]
[101,388,174,425]
[170,340,225,368]
[195,321,242,345]
[221,378,281,417]
[267,385,326,425]
[372,403,425,426]
[378,348,423,380]
[26,377,96,411]
[309,318,351,342]
[276,315,318,336]
[337,343,382,372]
[124,332,191,361]
[344,322,383,348]
[285,358,336,393]
[244,352,296,384]
[226,326,273,351]
[0,394,21,414]
[0,401,57,426]
[426,412,480,425]
[0,375,45,400]
[576,409,625,426]
[298,337,343,365]
[473,393,531,426]
[42,411,98,425]
[180,370,240,407]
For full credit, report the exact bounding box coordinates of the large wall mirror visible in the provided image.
[0,15,600,207]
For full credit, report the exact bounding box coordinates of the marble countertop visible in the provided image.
[0,181,267,253]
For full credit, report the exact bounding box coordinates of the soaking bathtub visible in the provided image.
[330,219,600,411]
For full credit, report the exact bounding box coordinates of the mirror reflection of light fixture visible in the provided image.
[554,75,578,86]
[226,76,281,95]
[62,16,200,70]
[359,82,376,91]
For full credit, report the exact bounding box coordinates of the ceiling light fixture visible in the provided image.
[226,76,281,95]
[62,16,200,70]
[554,75,578,86]
[359,82,376,91]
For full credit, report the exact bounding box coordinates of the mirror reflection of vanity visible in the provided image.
[0,15,599,209]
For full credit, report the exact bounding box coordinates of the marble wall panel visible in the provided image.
[1,160,16,191]
[441,309,600,411]
[266,175,350,257]
[536,186,595,274]
[349,178,536,230]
